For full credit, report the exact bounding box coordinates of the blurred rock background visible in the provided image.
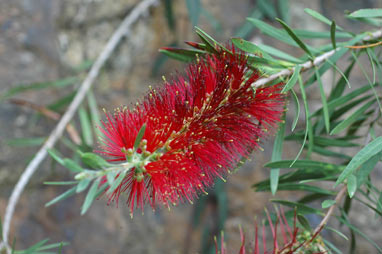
[0,0,381,253]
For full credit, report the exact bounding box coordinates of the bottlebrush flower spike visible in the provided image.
[98,46,285,213]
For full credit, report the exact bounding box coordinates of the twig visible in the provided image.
[313,185,347,235]
[9,98,82,145]
[251,29,382,88]
[0,0,158,250]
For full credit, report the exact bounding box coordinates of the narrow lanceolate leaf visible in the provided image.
[271,200,323,215]
[44,181,78,185]
[6,137,45,147]
[282,65,301,92]
[134,123,147,150]
[356,152,381,188]
[107,171,127,194]
[76,178,92,193]
[0,76,78,101]
[290,89,300,131]
[63,158,83,173]
[348,8,382,18]
[347,174,357,198]
[256,44,302,63]
[81,178,101,215]
[297,214,311,231]
[322,199,336,209]
[270,113,285,195]
[265,160,343,171]
[87,90,102,137]
[330,99,376,135]
[276,18,313,59]
[79,106,93,146]
[159,48,204,62]
[232,38,266,56]
[330,20,337,49]
[81,152,110,169]
[315,67,330,133]
[304,8,344,30]
[256,182,334,195]
[247,18,297,46]
[335,137,382,186]
[45,187,76,207]
[47,149,65,166]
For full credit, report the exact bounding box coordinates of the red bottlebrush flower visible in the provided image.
[98,46,285,213]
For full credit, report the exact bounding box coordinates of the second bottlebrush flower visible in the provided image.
[98,46,285,213]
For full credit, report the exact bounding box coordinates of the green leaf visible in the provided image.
[47,149,65,166]
[81,152,110,169]
[247,18,297,47]
[323,239,342,254]
[290,89,300,131]
[347,174,357,198]
[194,27,223,53]
[312,146,352,160]
[330,20,336,49]
[265,159,343,171]
[326,226,349,240]
[185,0,201,26]
[76,178,91,193]
[47,91,76,112]
[231,38,266,55]
[7,137,46,147]
[315,67,330,133]
[271,200,323,215]
[256,182,335,195]
[78,106,93,147]
[349,8,382,18]
[256,44,302,63]
[45,187,76,207]
[107,171,118,185]
[276,18,313,59]
[44,181,78,185]
[292,75,313,163]
[312,83,373,117]
[0,77,78,101]
[282,65,301,92]
[63,158,83,173]
[322,199,336,208]
[107,171,127,194]
[293,30,351,39]
[81,178,101,215]
[159,47,204,62]
[297,214,311,231]
[134,123,147,150]
[336,137,382,186]
[356,152,381,188]
[270,114,285,195]
[304,8,343,30]
[330,99,376,135]
[87,90,101,137]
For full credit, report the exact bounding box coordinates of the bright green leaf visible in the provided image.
[81,178,101,215]
[45,187,76,207]
[322,199,336,208]
[349,8,382,18]
[336,137,382,186]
